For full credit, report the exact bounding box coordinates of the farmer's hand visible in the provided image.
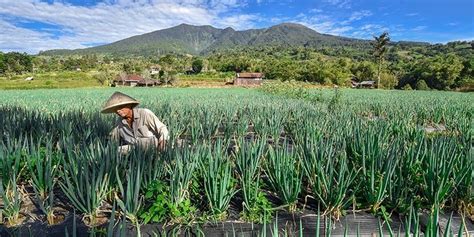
[158,139,166,150]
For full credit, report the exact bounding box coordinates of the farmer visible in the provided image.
[101,91,169,153]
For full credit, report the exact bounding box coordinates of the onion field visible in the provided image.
[0,88,472,236]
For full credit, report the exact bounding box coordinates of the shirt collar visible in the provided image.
[119,107,140,126]
[132,107,140,119]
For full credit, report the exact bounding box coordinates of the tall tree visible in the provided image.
[0,52,5,74]
[372,32,390,88]
[192,58,203,73]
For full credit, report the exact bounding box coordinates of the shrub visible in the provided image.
[192,58,203,73]
[416,79,430,90]
[258,80,321,103]
[380,72,398,89]
[139,180,196,224]
[402,84,413,90]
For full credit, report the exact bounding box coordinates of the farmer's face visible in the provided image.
[116,106,133,119]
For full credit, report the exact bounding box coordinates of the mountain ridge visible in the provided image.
[39,23,428,56]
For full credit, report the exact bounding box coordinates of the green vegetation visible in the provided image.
[0,71,102,89]
[416,79,430,90]
[28,142,59,225]
[258,80,322,103]
[191,58,204,73]
[2,24,473,91]
[372,32,390,88]
[178,71,234,81]
[265,146,302,212]
[139,180,196,225]
[0,88,472,236]
[234,139,273,223]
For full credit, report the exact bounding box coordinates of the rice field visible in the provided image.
[0,87,473,236]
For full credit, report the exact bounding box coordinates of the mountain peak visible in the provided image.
[173,23,217,30]
[264,22,319,35]
[39,22,369,56]
[271,22,314,31]
[274,22,306,27]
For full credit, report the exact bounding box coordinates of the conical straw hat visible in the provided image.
[101,92,139,113]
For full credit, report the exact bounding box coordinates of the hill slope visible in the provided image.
[39,23,416,56]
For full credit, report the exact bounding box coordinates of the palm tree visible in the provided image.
[372,32,390,88]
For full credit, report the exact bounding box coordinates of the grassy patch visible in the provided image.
[177,71,234,82]
[0,71,103,90]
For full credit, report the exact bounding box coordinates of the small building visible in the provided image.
[352,80,376,89]
[234,72,264,86]
[359,81,376,88]
[149,65,161,75]
[137,79,160,87]
[113,74,143,87]
[350,80,358,88]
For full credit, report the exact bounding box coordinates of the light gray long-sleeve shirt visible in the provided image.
[110,108,169,149]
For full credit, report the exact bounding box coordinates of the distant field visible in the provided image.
[1,87,472,114]
[0,71,236,89]
[0,71,102,89]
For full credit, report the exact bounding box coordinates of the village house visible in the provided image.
[138,79,160,87]
[112,74,159,87]
[351,80,376,89]
[113,74,142,87]
[233,72,264,86]
[149,65,161,75]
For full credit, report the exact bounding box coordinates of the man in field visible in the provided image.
[101,91,169,153]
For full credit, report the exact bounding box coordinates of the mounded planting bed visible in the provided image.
[2,209,473,236]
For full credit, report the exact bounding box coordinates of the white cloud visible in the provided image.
[412,26,427,31]
[0,0,258,53]
[348,10,372,22]
[292,13,353,35]
[341,10,372,24]
[323,0,351,8]
[0,19,85,52]
[309,8,323,13]
[292,9,385,37]
[406,12,419,17]
[216,14,260,30]
[361,24,380,31]
[351,24,390,39]
[326,26,353,35]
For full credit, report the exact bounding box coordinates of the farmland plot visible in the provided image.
[0,88,473,236]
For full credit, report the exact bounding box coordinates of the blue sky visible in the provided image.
[0,0,473,54]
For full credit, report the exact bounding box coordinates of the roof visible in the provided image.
[359,81,375,85]
[115,74,143,82]
[237,72,264,78]
[138,79,158,85]
[127,75,142,81]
